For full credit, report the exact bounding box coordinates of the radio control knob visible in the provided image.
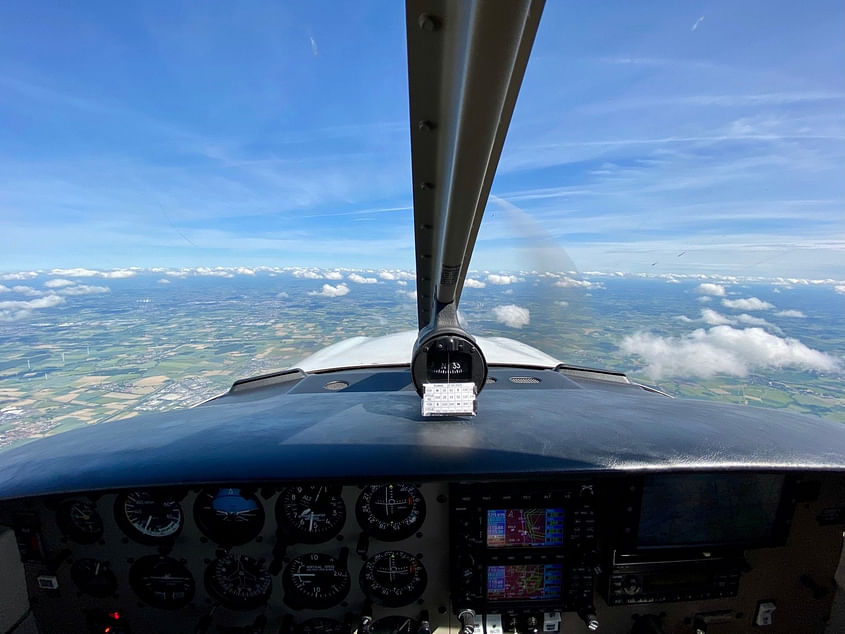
[577,606,599,631]
[623,575,641,595]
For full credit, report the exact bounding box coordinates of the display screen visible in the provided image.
[637,473,785,548]
[487,564,562,601]
[486,508,564,547]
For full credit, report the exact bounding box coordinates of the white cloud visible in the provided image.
[56,284,110,296]
[235,267,256,275]
[487,274,520,285]
[379,270,415,281]
[195,267,234,278]
[621,326,840,379]
[688,309,781,333]
[0,294,65,322]
[309,283,349,298]
[700,308,733,326]
[691,15,704,31]
[554,276,603,289]
[406,290,418,300]
[697,296,712,303]
[836,285,845,294]
[347,273,378,284]
[0,285,8,293]
[556,300,569,307]
[0,271,38,281]
[45,278,76,288]
[293,269,322,279]
[492,304,530,328]
[157,278,171,284]
[396,280,408,286]
[695,283,726,296]
[11,285,44,297]
[324,271,344,280]
[49,267,136,279]
[721,297,774,311]
[775,309,806,318]
[464,278,486,289]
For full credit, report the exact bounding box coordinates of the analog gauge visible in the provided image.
[296,618,349,634]
[70,558,117,598]
[115,490,183,545]
[194,488,265,546]
[276,485,346,544]
[129,555,195,609]
[360,551,427,607]
[205,552,272,610]
[56,499,103,544]
[355,484,426,541]
[372,617,420,634]
[282,552,350,609]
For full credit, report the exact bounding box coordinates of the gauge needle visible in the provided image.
[309,511,314,532]
[145,515,152,530]
[293,573,315,577]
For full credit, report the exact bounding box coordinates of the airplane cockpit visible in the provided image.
[1,2,843,633]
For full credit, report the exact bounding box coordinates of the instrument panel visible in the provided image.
[11,483,450,634]
[4,472,845,634]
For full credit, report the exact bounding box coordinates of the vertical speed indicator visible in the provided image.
[355,484,426,541]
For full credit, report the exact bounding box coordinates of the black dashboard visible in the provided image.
[4,471,844,634]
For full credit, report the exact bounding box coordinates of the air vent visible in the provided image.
[324,380,349,391]
[509,376,540,384]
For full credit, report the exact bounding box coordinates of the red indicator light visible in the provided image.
[109,612,120,620]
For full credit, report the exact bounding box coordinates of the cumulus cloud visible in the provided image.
[487,274,520,285]
[695,283,726,296]
[685,309,782,333]
[697,296,712,303]
[836,285,845,294]
[309,283,350,298]
[492,304,530,328]
[0,285,8,293]
[406,290,418,300]
[379,271,396,280]
[45,278,76,288]
[621,326,840,379]
[0,271,38,281]
[775,310,806,318]
[554,276,603,289]
[50,268,136,279]
[721,297,774,311]
[348,273,378,284]
[11,285,44,297]
[293,269,323,279]
[0,294,65,322]
[157,278,171,284]
[396,280,408,286]
[234,267,256,276]
[324,271,344,280]
[56,284,110,296]
[464,278,486,289]
[379,270,415,281]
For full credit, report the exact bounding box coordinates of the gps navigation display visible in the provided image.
[637,473,786,549]
[486,508,564,547]
[487,564,563,601]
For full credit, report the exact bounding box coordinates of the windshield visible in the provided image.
[1,2,843,450]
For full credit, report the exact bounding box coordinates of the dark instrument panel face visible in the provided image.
[3,473,844,634]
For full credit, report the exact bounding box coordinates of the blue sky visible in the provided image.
[1,1,843,277]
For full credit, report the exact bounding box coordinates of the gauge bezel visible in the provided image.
[360,550,427,607]
[204,552,272,610]
[355,484,426,541]
[70,558,117,598]
[129,555,195,610]
[282,552,351,610]
[114,490,184,545]
[56,498,104,545]
[194,487,266,546]
[276,484,347,544]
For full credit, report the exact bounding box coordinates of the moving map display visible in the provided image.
[486,508,564,547]
[487,564,562,601]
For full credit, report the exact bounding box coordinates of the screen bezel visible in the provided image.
[617,471,796,553]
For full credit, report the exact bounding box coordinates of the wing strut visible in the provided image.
[406,0,545,329]
[405,0,545,413]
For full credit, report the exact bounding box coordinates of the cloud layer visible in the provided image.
[492,304,530,328]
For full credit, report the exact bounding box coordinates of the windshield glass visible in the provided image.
[1,1,843,450]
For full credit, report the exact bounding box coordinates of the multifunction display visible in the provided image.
[487,564,563,601]
[486,508,564,548]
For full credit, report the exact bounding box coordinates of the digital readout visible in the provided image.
[487,564,562,601]
[486,508,564,547]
